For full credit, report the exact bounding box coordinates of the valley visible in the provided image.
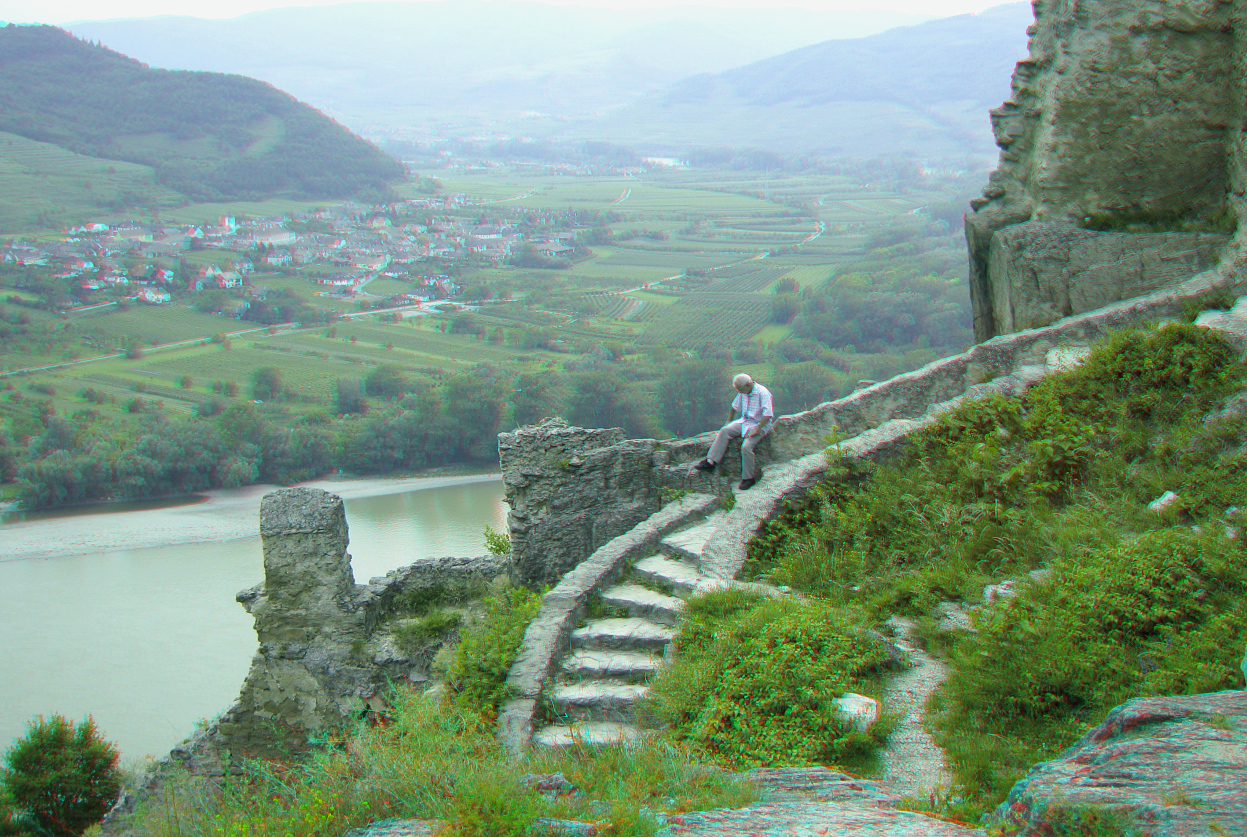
[0,160,979,507]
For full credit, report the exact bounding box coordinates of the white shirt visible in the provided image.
[732,383,774,434]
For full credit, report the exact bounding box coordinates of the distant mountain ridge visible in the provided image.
[580,3,1033,158]
[0,25,405,202]
[66,1,934,129]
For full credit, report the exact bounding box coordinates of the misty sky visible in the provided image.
[4,0,1006,25]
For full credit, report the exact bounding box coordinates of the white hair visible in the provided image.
[733,373,753,390]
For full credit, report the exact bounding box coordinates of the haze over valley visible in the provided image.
[60,0,1032,156]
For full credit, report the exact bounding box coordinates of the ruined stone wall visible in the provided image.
[215,487,506,758]
[967,0,1240,341]
[499,421,663,589]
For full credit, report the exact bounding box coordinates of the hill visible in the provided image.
[578,3,1033,157]
[0,130,184,231]
[0,25,406,203]
[66,1,933,131]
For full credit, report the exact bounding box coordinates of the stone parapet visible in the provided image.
[503,266,1233,591]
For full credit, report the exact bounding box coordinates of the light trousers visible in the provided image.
[707,419,768,479]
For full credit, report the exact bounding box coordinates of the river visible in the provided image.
[0,473,507,765]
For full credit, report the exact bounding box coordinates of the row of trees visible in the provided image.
[3,357,727,508]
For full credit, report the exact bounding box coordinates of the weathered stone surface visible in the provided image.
[966,0,1240,341]
[659,767,976,836]
[990,691,1247,836]
[986,222,1225,333]
[500,419,662,588]
[218,490,506,758]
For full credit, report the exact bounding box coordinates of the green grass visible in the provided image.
[0,130,181,233]
[751,324,792,344]
[743,323,1247,810]
[70,305,240,346]
[649,591,893,769]
[121,691,757,837]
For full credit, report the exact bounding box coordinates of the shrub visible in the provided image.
[444,586,542,716]
[936,528,1247,802]
[482,524,510,556]
[1,715,121,837]
[648,592,892,767]
[393,608,463,654]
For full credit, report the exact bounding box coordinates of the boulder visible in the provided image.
[991,691,1247,836]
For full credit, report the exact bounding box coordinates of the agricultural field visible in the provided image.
[0,131,182,233]
[3,161,976,438]
[68,305,245,346]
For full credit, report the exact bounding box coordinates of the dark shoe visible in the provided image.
[738,478,757,490]
[693,458,716,472]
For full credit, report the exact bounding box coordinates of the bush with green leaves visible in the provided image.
[1,714,120,837]
[443,586,542,716]
[935,528,1247,799]
[648,590,892,767]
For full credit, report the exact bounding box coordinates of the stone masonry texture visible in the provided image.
[965,0,1240,341]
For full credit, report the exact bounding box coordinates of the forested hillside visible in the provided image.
[0,25,405,202]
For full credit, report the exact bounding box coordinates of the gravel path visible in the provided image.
[875,617,954,796]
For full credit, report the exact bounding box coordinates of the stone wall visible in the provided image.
[966,0,1241,341]
[215,487,506,758]
[500,266,1236,589]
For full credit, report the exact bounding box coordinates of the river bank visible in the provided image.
[0,471,502,562]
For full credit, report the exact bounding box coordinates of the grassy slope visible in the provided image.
[737,322,1247,814]
[0,131,182,232]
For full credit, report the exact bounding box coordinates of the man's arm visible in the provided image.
[748,415,771,436]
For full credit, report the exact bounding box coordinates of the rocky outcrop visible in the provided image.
[991,691,1247,836]
[984,222,1225,334]
[966,0,1240,341]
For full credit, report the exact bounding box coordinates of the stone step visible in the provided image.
[631,554,701,595]
[533,721,646,748]
[659,511,725,564]
[600,583,685,626]
[571,617,674,653]
[560,648,663,682]
[548,682,650,722]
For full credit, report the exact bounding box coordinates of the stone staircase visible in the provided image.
[532,511,724,748]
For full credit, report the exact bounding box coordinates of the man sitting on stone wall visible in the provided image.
[693,373,773,490]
